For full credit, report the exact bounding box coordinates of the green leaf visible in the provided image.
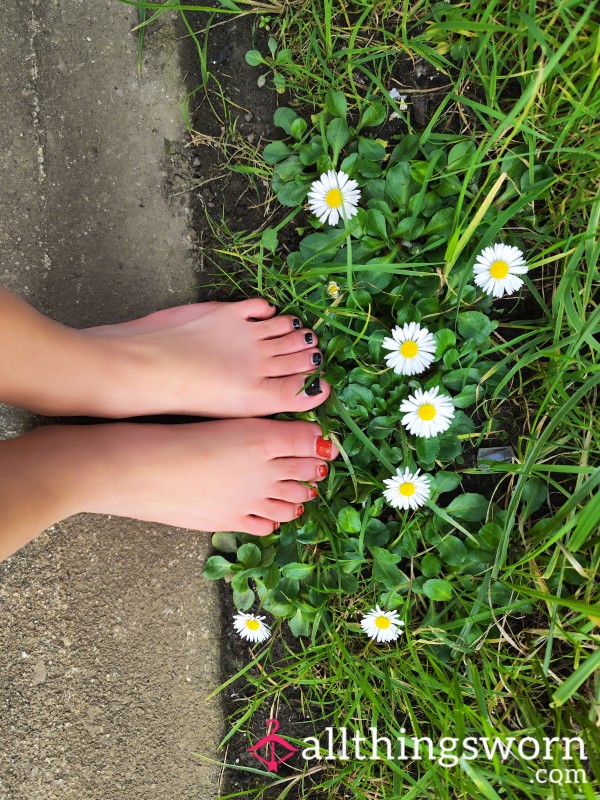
[365,209,388,239]
[521,477,547,521]
[325,89,347,118]
[211,531,238,553]
[364,519,391,548]
[457,311,498,345]
[453,385,478,408]
[371,547,405,590]
[245,49,264,67]
[421,553,442,578]
[359,102,386,129]
[273,106,300,136]
[385,162,413,211]
[434,471,462,495]
[233,587,255,610]
[438,535,468,566]
[446,493,489,522]
[237,543,262,568]
[416,436,440,465]
[202,555,234,580]
[260,227,278,252]
[423,207,454,238]
[326,117,350,160]
[282,562,315,580]
[434,329,456,357]
[358,137,386,161]
[289,608,312,637]
[338,506,362,534]
[422,578,453,601]
[263,140,293,164]
[290,117,307,140]
[276,181,308,207]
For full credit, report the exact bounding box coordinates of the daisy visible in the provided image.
[307,170,361,226]
[399,386,455,438]
[383,467,431,511]
[381,322,436,376]
[473,243,528,298]
[232,613,271,644]
[326,280,341,299]
[360,605,405,643]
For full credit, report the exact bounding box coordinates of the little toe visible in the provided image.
[264,349,323,377]
[243,515,279,536]
[236,297,277,320]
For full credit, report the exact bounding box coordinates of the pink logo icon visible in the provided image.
[247,718,299,772]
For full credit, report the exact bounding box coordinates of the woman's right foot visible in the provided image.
[75,418,338,535]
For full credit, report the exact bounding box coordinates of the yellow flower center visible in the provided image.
[327,282,340,296]
[490,259,509,279]
[418,403,437,421]
[374,615,391,629]
[400,340,419,358]
[399,482,415,496]
[246,619,260,631]
[325,188,343,208]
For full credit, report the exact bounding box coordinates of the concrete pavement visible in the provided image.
[0,2,223,798]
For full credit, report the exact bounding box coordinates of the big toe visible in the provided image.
[262,374,331,413]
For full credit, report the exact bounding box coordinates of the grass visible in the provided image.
[121,0,599,797]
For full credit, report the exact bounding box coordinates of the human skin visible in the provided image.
[0,288,329,418]
[0,419,337,562]
[0,288,338,561]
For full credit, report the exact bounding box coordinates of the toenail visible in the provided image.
[309,487,318,498]
[273,521,280,531]
[316,436,332,459]
[296,505,304,517]
[305,377,322,396]
[312,352,322,366]
[293,318,301,329]
[318,464,328,478]
[304,332,313,344]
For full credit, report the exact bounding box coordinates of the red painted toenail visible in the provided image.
[296,505,304,517]
[316,436,332,459]
[273,522,280,531]
[318,464,328,478]
[309,487,318,498]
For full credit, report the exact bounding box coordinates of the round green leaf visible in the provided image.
[423,578,453,601]
[202,555,234,580]
[245,49,264,67]
[282,562,315,580]
[446,493,489,522]
[237,543,262,568]
[337,506,362,534]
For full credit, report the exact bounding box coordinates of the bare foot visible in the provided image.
[83,298,330,418]
[84,418,338,534]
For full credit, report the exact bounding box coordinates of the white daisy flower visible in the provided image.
[307,170,361,226]
[326,280,341,299]
[381,322,436,376]
[473,243,528,298]
[360,605,405,643]
[389,88,409,111]
[383,467,431,511]
[399,385,455,438]
[232,613,271,644]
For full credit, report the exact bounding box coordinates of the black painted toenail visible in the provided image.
[305,332,313,344]
[293,318,301,329]
[305,377,322,396]
[312,352,322,365]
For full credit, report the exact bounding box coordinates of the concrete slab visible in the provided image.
[0,2,223,798]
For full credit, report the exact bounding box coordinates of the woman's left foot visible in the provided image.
[82,298,330,418]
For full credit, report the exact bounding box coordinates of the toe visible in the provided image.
[259,498,304,523]
[264,349,323,377]
[236,297,277,320]
[271,457,330,482]
[255,315,306,339]
[270,481,319,503]
[262,374,331,412]
[243,515,279,536]
[263,329,319,356]
[262,420,339,460]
